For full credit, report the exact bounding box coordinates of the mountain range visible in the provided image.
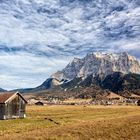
[51,52,140,81]
[1,52,140,98]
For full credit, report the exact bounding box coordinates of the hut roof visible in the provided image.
[35,101,44,105]
[0,92,27,104]
[0,93,14,103]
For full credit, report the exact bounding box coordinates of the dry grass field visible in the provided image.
[0,105,140,140]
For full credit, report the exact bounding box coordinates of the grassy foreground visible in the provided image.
[0,105,140,140]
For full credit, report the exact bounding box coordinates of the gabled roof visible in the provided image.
[0,92,27,104]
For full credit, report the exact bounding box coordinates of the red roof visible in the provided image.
[0,92,27,104]
[0,93,15,103]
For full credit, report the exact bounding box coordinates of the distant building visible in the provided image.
[0,92,27,120]
[35,101,44,106]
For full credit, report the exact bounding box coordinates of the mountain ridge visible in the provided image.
[51,52,140,81]
[2,52,140,98]
[31,52,140,94]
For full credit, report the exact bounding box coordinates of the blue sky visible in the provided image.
[0,0,140,90]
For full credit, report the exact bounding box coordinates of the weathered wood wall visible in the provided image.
[0,104,5,119]
[0,95,26,119]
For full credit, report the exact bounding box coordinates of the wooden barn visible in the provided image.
[0,92,27,120]
[35,101,44,106]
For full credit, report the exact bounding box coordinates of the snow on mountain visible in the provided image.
[51,52,140,81]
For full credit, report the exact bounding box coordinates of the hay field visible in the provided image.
[0,105,140,140]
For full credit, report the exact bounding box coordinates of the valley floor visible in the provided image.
[0,105,140,140]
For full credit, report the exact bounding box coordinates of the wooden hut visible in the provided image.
[35,101,44,106]
[0,92,27,120]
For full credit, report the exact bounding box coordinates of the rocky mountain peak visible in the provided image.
[51,52,140,82]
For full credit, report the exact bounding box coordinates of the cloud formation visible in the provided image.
[0,0,139,89]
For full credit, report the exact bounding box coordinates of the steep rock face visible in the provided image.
[78,52,140,79]
[51,57,84,80]
[117,52,140,74]
[62,58,84,79]
[52,52,140,81]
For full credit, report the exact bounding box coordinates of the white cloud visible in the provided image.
[0,52,72,89]
[63,7,83,21]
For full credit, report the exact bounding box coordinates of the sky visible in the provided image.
[0,0,140,90]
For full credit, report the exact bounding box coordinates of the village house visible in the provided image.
[0,92,27,120]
